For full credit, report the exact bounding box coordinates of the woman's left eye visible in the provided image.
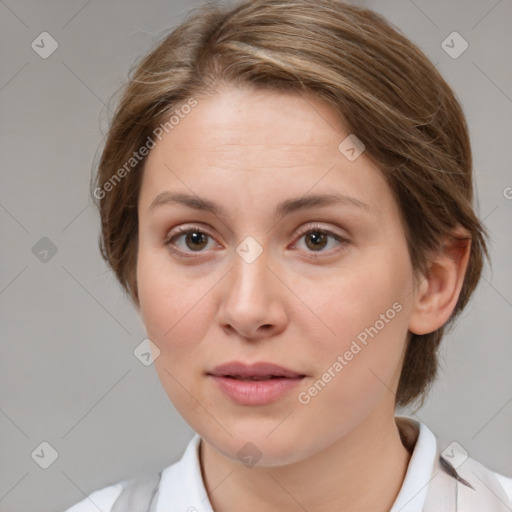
[164,224,348,257]
[293,225,348,255]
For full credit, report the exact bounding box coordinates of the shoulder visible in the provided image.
[395,416,512,510]
[62,434,202,512]
[439,443,512,509]
[63,481,125,512]
[490,470,512,503]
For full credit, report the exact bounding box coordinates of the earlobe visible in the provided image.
[408,230,472,335]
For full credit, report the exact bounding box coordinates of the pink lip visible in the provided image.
[207,361,306,405]
[209,375,305,405]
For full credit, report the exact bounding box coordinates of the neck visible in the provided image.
[200,410,412,512]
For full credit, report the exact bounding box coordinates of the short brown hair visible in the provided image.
[93,0,489,408]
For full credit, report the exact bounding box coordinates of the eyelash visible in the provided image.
[163,223,350,259]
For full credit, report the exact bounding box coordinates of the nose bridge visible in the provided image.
[230,237,274,307]
[218,236,286,337]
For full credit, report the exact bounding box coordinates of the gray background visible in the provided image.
[0,1,510,511]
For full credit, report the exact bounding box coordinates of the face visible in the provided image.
[136,86,419,466]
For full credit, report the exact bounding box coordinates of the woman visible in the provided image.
[65,0,512,510]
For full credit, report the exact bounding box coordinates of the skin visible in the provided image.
[136,86,470,512]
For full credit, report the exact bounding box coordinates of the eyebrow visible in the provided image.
[148,191,372,218]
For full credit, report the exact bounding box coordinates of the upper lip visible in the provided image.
[208,361,305,378]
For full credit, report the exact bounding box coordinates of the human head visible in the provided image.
[93,0,488,410]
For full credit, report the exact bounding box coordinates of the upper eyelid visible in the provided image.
[295,223,346,238]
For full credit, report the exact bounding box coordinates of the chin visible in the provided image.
[203,423,311,468]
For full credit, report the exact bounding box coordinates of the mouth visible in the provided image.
[207,360,307,380]
[206,361,307,405]
[208,374,306,406]
[218,375,305,381]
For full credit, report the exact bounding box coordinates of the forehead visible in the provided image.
[142,86,354,176]
[139,86,397,221]
[168,86,346,157]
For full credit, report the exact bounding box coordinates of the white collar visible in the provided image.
[390,416,437,511]
[155,416,436,512]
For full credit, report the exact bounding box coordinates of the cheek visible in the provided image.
[307,257,410,347]
[136,249,211,359]
[296,254,412,401]
[136,252,215,417]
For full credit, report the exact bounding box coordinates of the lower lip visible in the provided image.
[209,375,305,405]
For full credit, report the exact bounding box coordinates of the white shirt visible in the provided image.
[64,418,512,512]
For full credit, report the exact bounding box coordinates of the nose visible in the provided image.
[216,246,288,341]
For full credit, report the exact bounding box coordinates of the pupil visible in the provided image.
[187,232,208,250]
[306,232,327,250]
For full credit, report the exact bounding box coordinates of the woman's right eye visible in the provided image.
[164,225,218,257]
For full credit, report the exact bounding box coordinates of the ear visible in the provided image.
[408,228,472,335]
